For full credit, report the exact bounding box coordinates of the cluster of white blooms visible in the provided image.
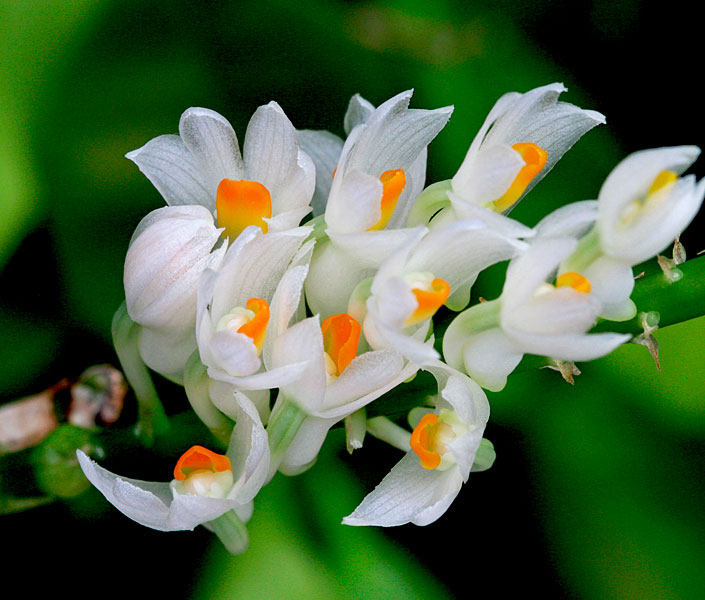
[78,84,705,551]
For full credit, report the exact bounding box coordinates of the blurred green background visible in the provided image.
[2,0,704,598]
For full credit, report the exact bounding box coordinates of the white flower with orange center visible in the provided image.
[553,146,705,321]
[263,312,417,477]
[443,238,631,391]
[196,225,314,391]
[343,362,490,527]
[358,221,527,365]
[77,392,269,554]
[123,103,314,378]
[303,91,453,318]
[409,83,604,232]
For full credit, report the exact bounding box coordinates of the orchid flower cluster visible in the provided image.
[78,83,705,552]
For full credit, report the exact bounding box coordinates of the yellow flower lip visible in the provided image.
[367,169,406,231]
[173,445,232,481]
[321,313,361,378]
[491,142,547,212]
[556,271,591,294]
[216,179,272,239]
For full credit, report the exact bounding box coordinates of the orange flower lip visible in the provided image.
[556,271,591,294]
[492,142,547,212]
[410,413,442,470]
[405,277,450,327]
[321,313,361,377]
[237,298,270,354]
[173,445,232,481]
[367,169,406,231]
[216,179,272,240]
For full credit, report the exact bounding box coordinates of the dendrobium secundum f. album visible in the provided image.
[304,90,453,318]
[77,392,268,553]
[343,362,490,527]
[123,103,315,380]
[556,146,705,320]
[78,83,705,555]
[443,238,631,391]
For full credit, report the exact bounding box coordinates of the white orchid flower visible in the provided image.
[77,392,269,554]
[122,205,227,380]
[343,362,490,527]
[409,83,604,231]
[260,313,417,477]
[443,238,631,391]
[127,103,315,237]
[122,103,315,378]
[195,225,313,392]
[540,146,705,320]
[304,91,453,318]
[358,220,528,365]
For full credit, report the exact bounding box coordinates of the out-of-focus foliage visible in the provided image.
[2,0,704,598]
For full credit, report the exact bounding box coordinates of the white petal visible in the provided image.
[209,227,310,323]
[137,325,196,383]
[481,83,605,196]
[278,416,336,475]
[298,129,344,216]
[243,101,301,196]
[273,316,327,413]
[263,263,310,370]
[77,451,235,531]
[505,328,630,361]
[166,494,238,530]
[533,200,598,239]
[321,350,407,416]
[344,93,376,135]
[598,146,700,231]
[179,107,244,193]
[582,255,634,306]
[461,327,524,392]
[386,148,428,230]
[325,169,383,233]
[452,143,525,205]
[206,329,261,377]
[125,205,222,332]
[345,90,453,176]
[342,453,463,527]
[226,391,270,504]
[501,237,577,313]
[125,134,213,209]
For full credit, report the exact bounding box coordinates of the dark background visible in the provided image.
[2,1,704,598]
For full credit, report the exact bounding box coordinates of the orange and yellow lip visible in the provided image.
[321,313,361,377]
[367,169,406,231]
[237,298,270,354]
[173,445,232,481]
[491,142,547,212]
[556,272,591,294]
[216,179,272,240]
[405,278,450,327]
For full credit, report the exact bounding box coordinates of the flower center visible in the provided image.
[367,169,406,231]
[172,445,234,498]
[556,271,592,294]
[491,142,547,212]
[620,170,678,226]
[216,297,270,355]
[321,313,361,382]
[410,411,462,470]
[216,179,273,240]
[403,272,451,327]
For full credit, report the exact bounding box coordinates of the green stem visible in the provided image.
[266,397,307,480]
[111,302,170,444]
[206,509,249,555]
